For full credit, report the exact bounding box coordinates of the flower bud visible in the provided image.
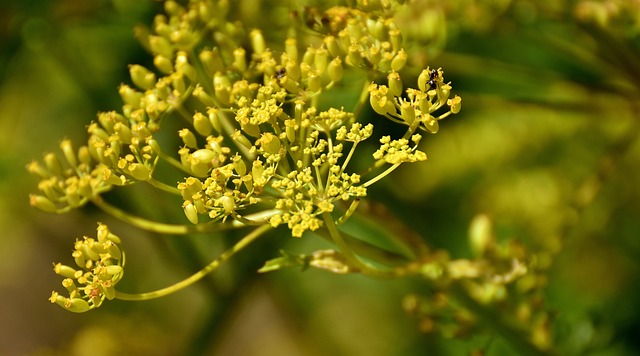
[233,47,247,72]
[129,64,156,90]
[30,194,58,213]
[391,49,407,71]
[389,29,403,52]
[347,44,363,67]
[220,195,235,215]
[328,58,343,82]
[183,201,199,224]
[285,38,298,62]
[179,128,198,149]
[469,214,494,256]
[27,160,51,180]
[314,48,328,73]
[193,112,213,136]
[285,59,300,81]
[232,130,253,150]
[324,36,340,57]
[302,47,315,66]
[113,122,132,144]
[65,297,92,313]
[233,155,247,176]
[199,48,225,74]
[149,35,173,61]
[387,71,403,97]
[258,132,281,155]
[307,70,321,92]
[44,153,62,176]
[448,95,462,114]
[400,101,415,124]
[193,85,215,107]
[250,29,266,54]
[59,139,77,167]
[252,159,264,183]
[424,117,439,134]
[154,54,173,74]
[54,263,78,278]
[128,163,150,181]
[119,84,142,108]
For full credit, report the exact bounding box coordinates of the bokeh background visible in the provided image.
[2,0,640,355]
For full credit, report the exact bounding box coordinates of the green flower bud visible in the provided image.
[368,46,381,66]
[179,128,198,149]
[258,132,281,154]
[231,131,252,151]
[199,48,224,74]
[129,64,156,90]
[233,155,247,176]
[391,49,407,71]
[323,36,340,57]
[26,161,49,178]
[153,55,173,74]
[388,71,403,97]
[207,108,223,134]
[233,47,247,72]
[128,163,150,181]
[193,85,215,107]
[448,95,462,114]
[285,38,298,62]
[469,214,494,257]
[71,251,85,270]
[220,195,235,215]
[65,185,82,208]
[149,35,174,59]
[193,112,213,136]
[44,153,62,176]
[250,29,266,54]
[113,122,132,144]
[183,201,199,224]
[307,70,321,92]
[400,101,415,124]
[347,44,363,67]
[54,263,78,278]
[302,47,315,66]
[252,159,264,183]
[389,29,403,52]
[65,297,91,313]
[285,59,300,81]
[60,139,77,168]
[280,76,300,94]
[30,194,58,213]
[424,117,439,134]
[328,58,343,83]
[314,48,328,73]
[119,84,142,108]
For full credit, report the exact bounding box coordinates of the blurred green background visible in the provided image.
[2,0,640,355]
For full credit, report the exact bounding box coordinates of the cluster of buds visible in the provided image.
[403,215,551,349]
[49,224,124,313]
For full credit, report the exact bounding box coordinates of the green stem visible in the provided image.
[115,224,272,300]
[321,211,402,278]
[362,163,401,188]
[147,177,181,195]
[92,195,244,234]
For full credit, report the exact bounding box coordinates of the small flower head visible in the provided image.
[50,224,125,312]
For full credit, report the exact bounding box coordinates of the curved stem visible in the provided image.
[362,163,401,188]
[92,195,243,234]
[147,177,181,195]
[115,224,272,300]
